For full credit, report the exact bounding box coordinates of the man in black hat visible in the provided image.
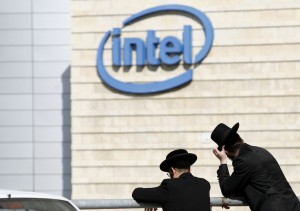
[211,122,300,211]
[132,149,211,211]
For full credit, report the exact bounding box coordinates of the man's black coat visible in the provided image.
[132,172,211,211]
[217,143,300,211]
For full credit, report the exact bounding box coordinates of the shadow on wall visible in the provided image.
[62,66,72,198]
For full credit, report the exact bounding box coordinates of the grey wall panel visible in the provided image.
[0,30,32,45]
[34,30,70,45]
[0,46,32,61]
[0,159,33,174]
[34,126,71,142]
[41,190,71,198]
[0,95,32,110]
[0,111,32,126]
[0,14,31,29]
[35,158,71,174]
[33,14,70,29]
[0,0,71,197]
[0,175,33,190]
[34,78,70,94]
[0,63,32,78]
[34,62,70,77]
[34,143,71,158]
[0,0,31,13]
[33,46,71,61]
[0,127,32,142]
[35,175,71,190]
[0,143,33,158]
[0,79,32,93]
[34,111,70,126]
[33,0,70,13]
[34,94,70,110]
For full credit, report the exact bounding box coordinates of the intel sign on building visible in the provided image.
[97,4,214,94]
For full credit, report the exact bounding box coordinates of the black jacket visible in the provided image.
[132,172,211,211]
[217,143,300,211]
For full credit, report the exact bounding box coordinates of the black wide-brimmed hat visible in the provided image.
[160,149,197,172]
[211,122,240,151]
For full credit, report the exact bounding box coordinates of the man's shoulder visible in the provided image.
[191,175,209,182]
[165,175,210,187]
[239,144,271,159]
[160,178,172,186]
[234,144,275,168]
[193,177,211,187]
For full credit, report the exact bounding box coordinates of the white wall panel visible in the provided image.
[0,14,31,29]
[0,95,32,110]
[0,0,71,198]
[33,46,71,61]
[0,63,32,78]
[34,111,70,126]
[0,127,32,142]
[35,158,71,174]
[34,30,71,45]
[33,0,70,13]
[0,176,33,190]
[33,14,70,29]
[34,62,70,77]
[0,79,32,93]
[0,159,33,174]
[0,30,31,45]
[0,111,32,126]
[35,143,71,158]
[0,46,32,61]
[0,143,33,158]
[35,94,70,110]
[34,126,71,142]
[0,0,31,13]
[35,175,71,191]
[34,78,70,94]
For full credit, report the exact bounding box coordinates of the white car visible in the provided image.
[0,189,80,211]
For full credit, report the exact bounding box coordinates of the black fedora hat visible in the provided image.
[160,149,197,172]
[211,122,240,151]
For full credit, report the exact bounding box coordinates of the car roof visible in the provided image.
[0,189,67,200]
[0,189,80,210]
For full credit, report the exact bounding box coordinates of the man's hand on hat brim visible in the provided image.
[213,146,227,165]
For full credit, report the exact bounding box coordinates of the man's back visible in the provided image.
[211,123,300,211]
[234,144,300,210]
[239,145,290,193]
[132,172,210,211]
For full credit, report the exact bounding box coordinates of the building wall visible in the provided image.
[71,0,300,210]
[0,0,72,197]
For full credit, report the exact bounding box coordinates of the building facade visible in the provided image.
[71,1,300,211]
[0,1,300,211]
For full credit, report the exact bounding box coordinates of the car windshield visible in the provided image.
[0,198,77,211]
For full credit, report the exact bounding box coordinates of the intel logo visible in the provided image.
[97,4,214,94]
